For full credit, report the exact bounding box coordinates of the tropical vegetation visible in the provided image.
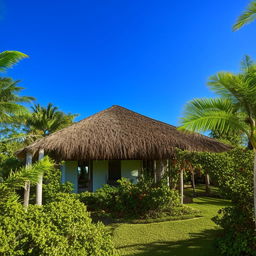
[79,178,198,221]
[233,0,256,31]
[1,3,256,253]
[25,103,77,138]
[179,57,256,254]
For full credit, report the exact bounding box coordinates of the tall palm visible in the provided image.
[0,78,34,123]
[233,0,256,31]
[0,50,28,72]
[26,103,77,137]
[0,156,54,205]
[0,50,31,124]
[180,56,256,227]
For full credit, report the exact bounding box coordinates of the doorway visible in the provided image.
[108,160,121,186]
[77,160,92,192]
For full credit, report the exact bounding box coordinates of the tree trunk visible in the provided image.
[180,169,184,204]
[24,152,32,208]
[23,181,30,208]
[36,149,44,206]
[155,160,167,184]
[191,171,196,195]
[254,150,256,229]
[153,160,157,183]
[205,173,210,194]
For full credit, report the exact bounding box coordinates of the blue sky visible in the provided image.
[1,0,255,125]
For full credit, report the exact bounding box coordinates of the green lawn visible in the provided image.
[110,195,230,256]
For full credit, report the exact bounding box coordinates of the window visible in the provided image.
[77,161,92,192]
[108,160,121,186]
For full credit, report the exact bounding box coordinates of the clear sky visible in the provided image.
[1,0,255,125]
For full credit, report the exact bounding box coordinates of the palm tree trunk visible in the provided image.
[180,169,184,204]
[191,171,196,195]
[23,181,30,208]
[205,173,210,194]
[36,149,44,206]
[155,160,167,184]
[24,152,32,208]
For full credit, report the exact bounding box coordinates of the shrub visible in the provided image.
[0,195,117,256]
[173,148,256,255]
[79,178,180,218]
[204,148,255,256]
[42,163,73,203]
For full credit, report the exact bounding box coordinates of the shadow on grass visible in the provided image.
[118,229,220,256]
[194,197,231,207]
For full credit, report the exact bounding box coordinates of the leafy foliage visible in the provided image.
[0,50,28,72]
[180,56,256,149]
[79,178,180,219]
[180,56,256,254]
[42,162,73,203]
[0,140,23,179]
[233,0,256,31]
[174,148,256,255]
[209,129,245,147]
[0,78,34,123]
[25,103,78,137]
[211,149,255,256]
[0,156,54,203]
[0,195,117,256]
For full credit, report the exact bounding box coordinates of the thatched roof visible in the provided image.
[17,105,230,160]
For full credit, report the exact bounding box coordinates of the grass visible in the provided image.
[110,187,231,256]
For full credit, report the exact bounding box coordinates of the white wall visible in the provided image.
[121,160,141,184]
[62,160,142,193]
[61,161,78,193]
[93,160,108,191]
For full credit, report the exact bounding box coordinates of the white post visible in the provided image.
[153,160,157,183]
[180,169,184,204]
[205,173,210,194]
[24,152,32,208]
[36,149,44,206]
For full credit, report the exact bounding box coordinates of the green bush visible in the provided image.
[173,148,256,255]
[0,195,117,256]
[79,178,180,218]
[210,149,256,256]
[42,163,73,203]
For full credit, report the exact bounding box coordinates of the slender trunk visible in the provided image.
[205,173,210,194]
[191,171,196,195]
[155,160,167,184]
[36,149,44,206]
[180,169,184,204]
[253,150,256,229]
[153,160,157,183]
[24,152,32,208]
[36,175,43,205]
[23,181,30,208]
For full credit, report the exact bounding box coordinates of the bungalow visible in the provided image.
[17,105,229,204]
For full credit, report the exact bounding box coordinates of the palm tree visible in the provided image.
[26,103,77,138]
[180,56,256,227]
[0,78,34,123]
[233,0,256,31]
[0,156,54,206]
[0,50,28,72]
[0,50,32,124]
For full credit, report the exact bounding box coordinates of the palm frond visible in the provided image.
[241,55,254,72]
[0,51,28,72]
[27,103,77,136]
[180,98,249,136]
[233,0,256,31]
[5,156,54,189]
[207,71,256,117]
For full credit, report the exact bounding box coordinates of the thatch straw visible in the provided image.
[16,105,231,160]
